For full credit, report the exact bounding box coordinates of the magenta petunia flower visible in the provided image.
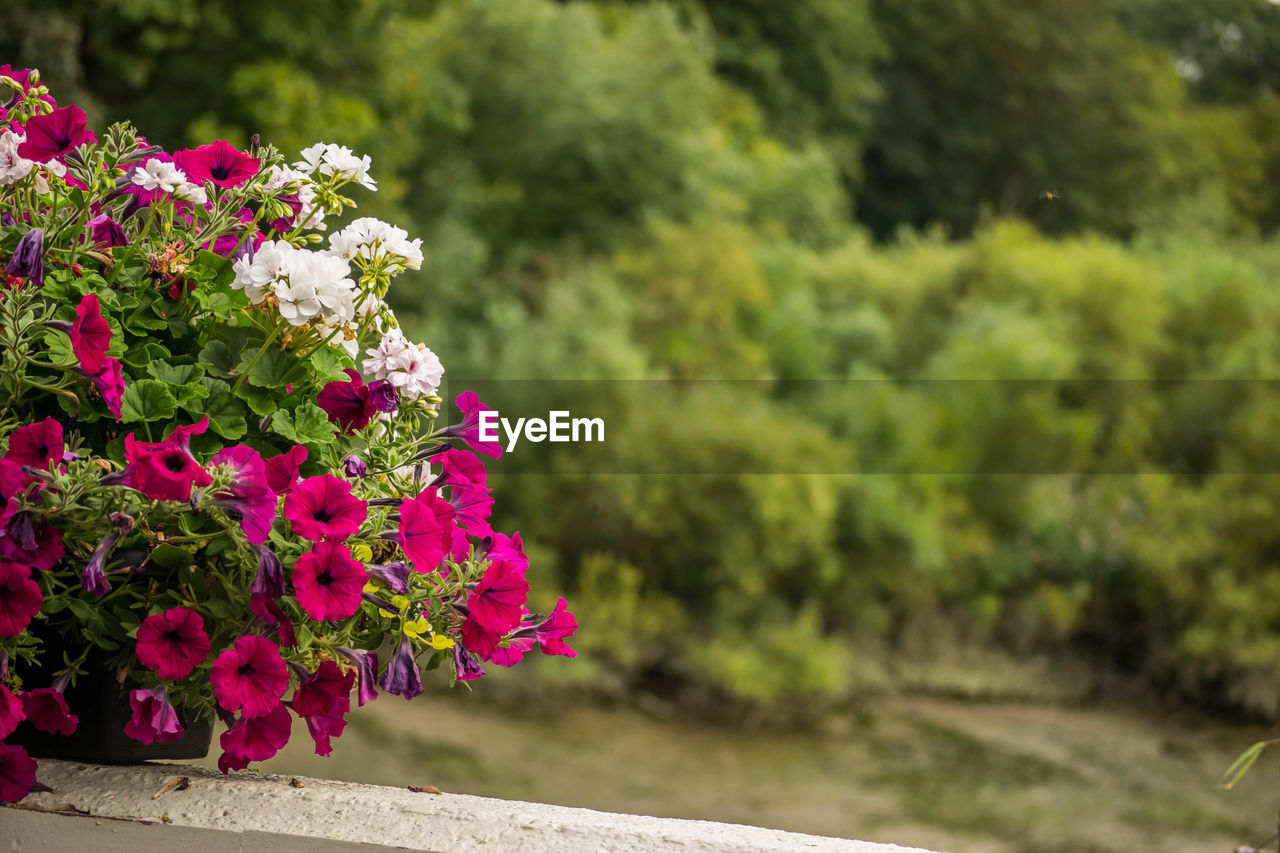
[435,448,487,490]
[292,660,354,757]
[441,391,503,458]
[264,445,308,495]
[292,541,367,621]
[135,607,211,679]
[17,105,94,162]
[124,686,184,744]
[316,369,377,434]
[4,417,63,471]
[283,474,366,541]
[486,531,529,571]
[250,593,297,648]
[0,743,37,803]
[175,140,259,189]
[0,460,34,529]
[379,634,423,700]
[0,520,64,571]
[467,559,529,635]
[448,483,494,537]
[0,684,24,739]
[209,445,277,544]
[112,418,212,502]
[0,562,41,637]
[335,647,379,706]
[19,685,78,736]
[460,617,503,661]
[398,487,455,573]
[534,597,578,657]
[217,700,292,774]
[87,356,126,419]
[490,636,535,668]
[71,294,112,375]
[211,635,289,718]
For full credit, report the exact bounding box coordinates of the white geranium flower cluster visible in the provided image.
[131,158,207,204]
[231,240,357,327]
[363,328,444,401]
[328,217,423,274]
[295,142,376,191]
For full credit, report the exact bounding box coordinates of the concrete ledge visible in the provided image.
[2,759,943,853]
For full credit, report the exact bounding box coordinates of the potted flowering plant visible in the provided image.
[0,67,576,800]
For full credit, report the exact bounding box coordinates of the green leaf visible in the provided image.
[192,249,237,289]
[237,384,278,418]
[149,544,195,570]
[198,340,237,378]
[149,361,209,407]
[123,340,172,369]
[1220,740,1276,790]
[120,379,178,423]
[271,398,338,444]
[312,346,355,381]
[239,345,297,388]
[194,379,248,440]
[123,297,169,333]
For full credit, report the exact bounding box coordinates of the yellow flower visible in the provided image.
[352,543,374,562]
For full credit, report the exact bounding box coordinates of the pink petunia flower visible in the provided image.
[467,559,529,635]
[135,607,211,679]
[250,593,297,648]
[123,686,184,744]
[0,521,64,571]
[211,635,289,718]
[292,541,367,621]
[87,213,128,249]
[486,531,529,572]
[448,483,494,537]
[283,474,366,542]
[263,445,308,495]
[19,675,78,736]
[4,417,63,471]
[0,561,41,637]
[110,418,212,502]
[441,391,502,458]
[0,684,24,739]
[0,743,37,803]
[398,487,455,573]
[533,597,578,657]
[87,356,126,419]
[71,294,112,375]
[316,369,377,434]
[17,105,94,162]
[434,448,487,490]
[292,660,355,757]
[208,445,277,544]
[217,701,292,774]
[174,140,259,189]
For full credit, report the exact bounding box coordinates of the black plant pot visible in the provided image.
[10,626,213,763]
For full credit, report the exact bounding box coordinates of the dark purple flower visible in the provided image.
[366,561,409,595]
[87,213,128,249]
[342,455,366,479]
[80,511,133,597]
[316,369,377,434]
[250,544,286,598]
[5,228,43,287]
[368,379,399,413]
[452,645,486,682]
[336,647,379,706]
[379,634,422,700]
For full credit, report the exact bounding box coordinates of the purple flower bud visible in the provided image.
[6,228,44,286]
[343,455,367,479]
[453,645,486,682]
[379,634,423,700]
[368,379,400,414]
[250,544,286,599]
[336,647,379,706]
[366,561,410,594]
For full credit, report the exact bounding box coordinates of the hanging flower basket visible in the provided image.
[0,66,577,800]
